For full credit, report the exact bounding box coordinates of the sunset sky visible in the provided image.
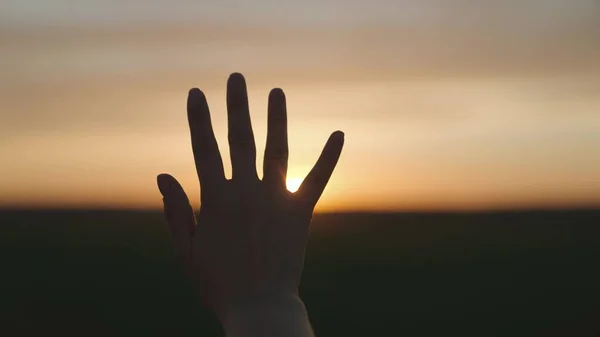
[1,0,599,211]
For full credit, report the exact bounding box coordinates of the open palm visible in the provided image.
[157,73,344,320]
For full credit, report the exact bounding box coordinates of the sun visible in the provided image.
[286,177,304,193]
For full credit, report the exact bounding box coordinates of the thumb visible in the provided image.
[157,174,196,265]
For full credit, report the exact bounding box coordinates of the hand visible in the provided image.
[156,73,344,328]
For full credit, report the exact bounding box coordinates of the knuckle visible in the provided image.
[265,147,288,160]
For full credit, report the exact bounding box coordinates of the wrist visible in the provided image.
[219,290,303,321]
[219,291,313,337]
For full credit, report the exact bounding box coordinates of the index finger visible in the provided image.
[187,88,225,193]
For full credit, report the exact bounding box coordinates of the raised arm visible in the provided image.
[157,73,344,337]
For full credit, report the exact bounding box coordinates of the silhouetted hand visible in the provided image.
[157,73,344,336]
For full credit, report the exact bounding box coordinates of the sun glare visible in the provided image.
[286,177,304,193]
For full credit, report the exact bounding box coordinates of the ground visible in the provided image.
[1,210,599,336]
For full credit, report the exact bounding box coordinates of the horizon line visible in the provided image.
[1,205,598,215]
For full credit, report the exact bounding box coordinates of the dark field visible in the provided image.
[1,210,599,336]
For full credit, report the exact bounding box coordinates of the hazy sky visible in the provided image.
[1,0,599,211]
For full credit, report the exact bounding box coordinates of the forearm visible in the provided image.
[220,293,314,337]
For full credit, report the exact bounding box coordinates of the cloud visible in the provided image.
[1,1,598,137]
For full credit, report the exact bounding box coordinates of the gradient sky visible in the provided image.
[1,0,599,211]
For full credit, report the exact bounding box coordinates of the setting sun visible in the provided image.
[286,177,304,193]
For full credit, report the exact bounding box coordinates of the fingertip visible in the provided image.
[157,174,172,196]
[188,88,206,100]
[187,88,206,111]
[268,88,286,104]
[158,173,174,180]
[228,72,246,86]
[331,130,345,143]
[269,87,285,96]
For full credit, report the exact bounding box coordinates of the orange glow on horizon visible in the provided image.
[1,2,599,211]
